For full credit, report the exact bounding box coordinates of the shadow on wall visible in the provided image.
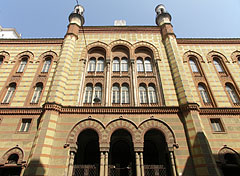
[181,132,240,176]
[23,159,45,176]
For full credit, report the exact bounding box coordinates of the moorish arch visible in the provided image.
[36,51,58,63]
[109,40,133,58]
[207,50,229,63]
[66,118,105,145]
[0,146,24,165]
[183,50,205,63]
[133,41,160,61]
[231,50,240,63]
[15,51,34,62]
[138,119,176,147]
[0,51,10,62]
[81,41,109,59]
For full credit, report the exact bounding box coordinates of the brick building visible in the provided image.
[0,4,240,176]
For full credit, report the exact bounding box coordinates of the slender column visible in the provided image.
[67,151,76,176]
[131,59,137,106]
[20,164,26,176]
[105,59,111,106]
[170,151,177,176]
[104,152,109,176]
[100,152,105,176]
[136,152,141,176]
[139,152,144,176]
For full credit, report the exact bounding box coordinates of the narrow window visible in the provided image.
[113,58,120,72]
[8,154,19,164]
[148,85,157,103]
[121,57,128,72]
[0,55,4,65]
[226,84,240,104]
[238,57,240,65]
[198,84,211,104]
[41,57,52,73]
[189,59,199,73]
[213,59,224,73]
[19,119,32,132]
[88,58,96,72]
[93,84,102,103]
[121,84,129,104]
[139,85,148,103]
[137,58,144,72]
[112,84,120,103]
[145,58,152,72]
[84,85,93,103]
[17,58,28,73]
[2,83,16,104]
[31,83,43,104]
[210,118,224,132]
[96,58,104,72]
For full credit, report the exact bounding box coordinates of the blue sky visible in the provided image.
[0,0,240,38]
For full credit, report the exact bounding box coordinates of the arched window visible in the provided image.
[88,58,96,72]
[17,58,28,73]
[84,84,93,103]
[31,83,43,104]
[145,58,152,72]
[238,57,240,65]
[121,57,128,72]
[113,58,120,72]
[2,83,16,104]
[41,57,52,73]
[198,84,211,104]
[213,59,224,73]
[226,84,240,104]
[189,59,199,73]
[93,84,102,103]
[7,154,19,164]
[96,58,104,72]
[148,85,157,103]
[137,58,144,72]
[139,85,148,103]
[121,84,129,104]
[0,55,3,65]
[112,84,120,103]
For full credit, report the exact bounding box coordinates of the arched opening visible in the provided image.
[0,153,22,176]
[143,129,172,176]
[221,152,240,176]
[109,129,135,176]
[73,129,100,176]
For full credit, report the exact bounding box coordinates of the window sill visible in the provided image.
[212,131,227,134]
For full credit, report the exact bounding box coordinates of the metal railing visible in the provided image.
[108,165,132,176]
[73,165,98,176]
[144,165,167,176]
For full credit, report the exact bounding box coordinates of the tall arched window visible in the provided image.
[112,84,120,103]
[198,84,211,104]
[121,57,128,72]
[121,84,129,104]
[93,84,102,103]
[145,58,152,72]
[0,55,3,66]
[137,58,144,72]
[17,58,28,73]
[31,83,43,104]
[2,83,16,104]
[139,85,148,103]
[88,58,96,72]
[41,57,52,73]
[148,85,157,103]
[189,59,199,73]
[213,59,224,73]
[226,84,240,104]
[96,58,104,72]
[113,58,120,72]
[84,84,93,103]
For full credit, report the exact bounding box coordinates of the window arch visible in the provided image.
[121,84,130,104]
[225,83,240,104]
[113,57,120,72]
[41,57,52,73]
[31,82,43,104]
[148,84,157,103]
[213,58,224,73]
[17,57,28,73]
[198,84,211,104]
[93,84,102,103]
[7,154,19,164]
[84,84,93,103]
[121,57,128,72]
[0,55,4,66]
[145,57,152,72]
[88,58,96,72]
[189,58,199,73]
[137,58,144,72]
[112,84,120,103]
[2,83,16,104]
[96,57,104,72]
[139,84,148,104]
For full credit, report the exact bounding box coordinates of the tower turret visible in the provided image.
[155,4,172,26]
[69,5,85,26]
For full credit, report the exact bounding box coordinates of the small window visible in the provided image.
[238,57,240,65]
[88,58,96,72]
[137,58,144,72]
[2,83,16,104]
[0,55,4,65]
[112,84,120,103]
[93,84,102,103]
[96,58,104,72]
[113,58,120,72]
[189,59,199,73]
[31,83,43,104]
[121,84,129,104]
[213,59,224,73]
[41,57,52,73]
[19,119,32,132]
[17,58,28,73]
[198,84,211,104]
[121,58,128,72]
[148,85,157,103]
[7,154,19,164]
[145,58,152,72]
[139,85,148,103]
[84,85,93,103]
[226,84,240,104]
[210,118,224,132]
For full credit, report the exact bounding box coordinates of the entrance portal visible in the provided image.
[109,129,135,176]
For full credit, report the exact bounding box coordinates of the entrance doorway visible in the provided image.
[144,129,172,176]
[109,129,135,176]
[73,129,100,176]
[0,166,22,176]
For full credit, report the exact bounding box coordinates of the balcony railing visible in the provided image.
[144,165,167,176]
[73,165,98,176]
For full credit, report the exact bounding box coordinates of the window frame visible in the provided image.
[139,85,148,104]
[113,57,120,72]
[198,84,211,105]
[2,83,17,104]
[148,85,158,104]
[88,58,96,72]
[209,118,226,133]
[41,57,52,73]
[30,83,43,104]
[121,84,130,104]
[112,84,120,104]
[17,118,33,133]
[225,83,240,105]
[16,58,28,73]
[84,84,93,104]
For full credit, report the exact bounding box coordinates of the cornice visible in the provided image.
[177,38,240,44]
[0,38,63,45]
[0,107,42,115]
[200,108,240,115]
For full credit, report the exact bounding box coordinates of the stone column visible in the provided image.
[100,152,105,176]
[169,150,177,176]
[139,152,144,176]
[78,59,86,105]
[105,59,111,106]
[136,152,141,176]
[67,145,77,176]
[130,59,137,106]
[20,164,26,176]
[104,152,109,176]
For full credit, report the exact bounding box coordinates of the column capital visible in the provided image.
[70,143,78,153]
[130,59,135,64]
[106,59,111,64]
